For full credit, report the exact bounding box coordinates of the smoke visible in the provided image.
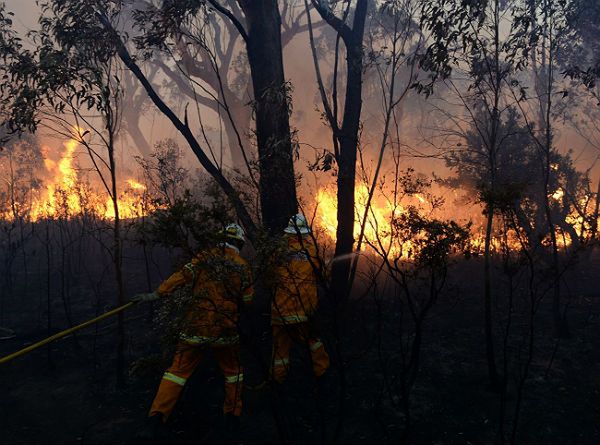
[2,0,599,238]
[4,0,37,34]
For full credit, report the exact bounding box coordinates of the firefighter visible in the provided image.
[270,214,330,384]
[132,223,253,439]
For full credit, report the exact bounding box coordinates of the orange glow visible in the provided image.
[21,131,151,221]
[313,183,557,257]
[126,179,146,191]
[30,137,81,220]
[103,192,146,220]
[315,183,407,257]
[552,188,564,201]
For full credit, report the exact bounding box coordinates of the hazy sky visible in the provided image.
[3,0,599,187]
[4,0,38,34]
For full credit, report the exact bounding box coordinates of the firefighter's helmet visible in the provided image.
[222,223,246,242]
[284,213,311,234]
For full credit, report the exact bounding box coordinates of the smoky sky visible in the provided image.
[3,0,599,189]
[4,0,38,33]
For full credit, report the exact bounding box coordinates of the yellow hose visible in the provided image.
[0,301,138,365]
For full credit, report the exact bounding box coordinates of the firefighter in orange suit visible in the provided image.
[271,214,330,383]
[132,223,253,435]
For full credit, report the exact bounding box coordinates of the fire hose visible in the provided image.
[0,301,138,365]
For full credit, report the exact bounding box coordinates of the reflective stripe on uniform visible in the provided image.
[271,315,308,324]
[242,293,253,302]
[183,263,196,274]
[179,334,240,345]
[220,242,240,254]
[273,358,290,367]
[224,373,244,384]
[163,372,187,386]
[310,340,323,352]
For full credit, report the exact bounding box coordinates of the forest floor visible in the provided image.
[1,252,600,445]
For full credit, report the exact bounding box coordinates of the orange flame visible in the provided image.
[126,179,146,191]
[23,132,150,221]
[30,137,81,220]
[315,183,406,257]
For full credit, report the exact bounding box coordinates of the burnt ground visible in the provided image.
[1,250,600,445]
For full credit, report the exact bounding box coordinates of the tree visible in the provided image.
[508,0,576,338]
[308,0,368,299]
[1,1,138,383]
[132,0,298,232]
[0,0,300,240]
[141,1,314,170]
[420,0,522,388]
[562,0,600,247]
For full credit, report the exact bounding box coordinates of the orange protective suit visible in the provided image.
[271,235,329,383]
[149,244,253,420]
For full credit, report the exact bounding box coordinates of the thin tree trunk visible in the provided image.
[45,221,54,368]
[107,121,126,386]
[543,33,568,338]
[484,203,500,389]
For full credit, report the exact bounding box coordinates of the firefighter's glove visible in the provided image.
[131,292,160,303]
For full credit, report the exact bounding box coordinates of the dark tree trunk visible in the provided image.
[107,129,126,387]
[331,36,364,300]
[483,202,499,389]
[311,0,368,300]
[45,221,54,368]
[102,7,288,239]
[239,0,298,232]
[307,4,367,440]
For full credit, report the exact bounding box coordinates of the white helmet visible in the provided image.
[221,223,245,242]
[284,213,311,234]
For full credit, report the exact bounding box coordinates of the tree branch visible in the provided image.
[96,12,258,240]
[310,0,352,41]
[206,0,249,44]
